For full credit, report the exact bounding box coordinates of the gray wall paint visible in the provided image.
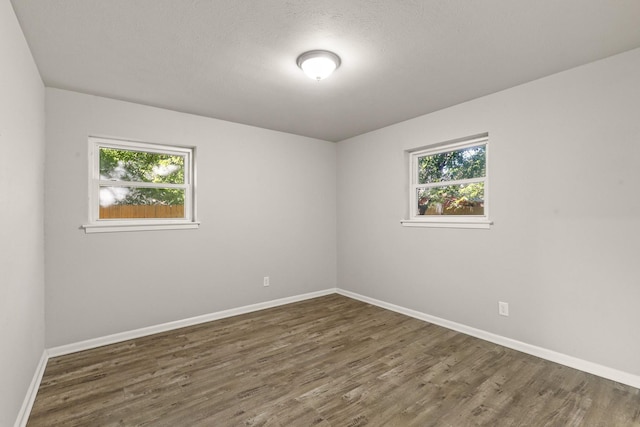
[337,48,640,376]
[45,89,337,347]
[0,2,46,425]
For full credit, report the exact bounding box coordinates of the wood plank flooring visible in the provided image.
[27,294,640,426]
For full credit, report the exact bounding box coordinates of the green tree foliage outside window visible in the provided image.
[99,148,185,206]
[417,145,486,215]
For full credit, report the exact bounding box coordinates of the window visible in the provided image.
[82,137,198,233]
[402,134,491,229]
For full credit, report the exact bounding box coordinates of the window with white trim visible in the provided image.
[402,135,491,229]
[83,137,198,233]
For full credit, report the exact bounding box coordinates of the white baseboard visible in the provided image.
[337,288,640,390]
[14,350,48,427]
[48,288,337,358]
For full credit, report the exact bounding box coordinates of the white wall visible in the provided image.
[45,89,337,347]
[337,48,640,377]
[0,1,46,425]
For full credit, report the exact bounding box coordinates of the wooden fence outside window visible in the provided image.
[100,205,185,219]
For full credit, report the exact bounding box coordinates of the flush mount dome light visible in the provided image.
[297,50,341,81]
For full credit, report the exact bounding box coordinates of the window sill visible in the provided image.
[81,221,200,234]
[401,218,492,229]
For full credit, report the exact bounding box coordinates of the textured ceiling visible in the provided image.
[10,0,640,142]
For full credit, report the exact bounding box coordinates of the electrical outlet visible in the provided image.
[498,301,509,316]
[263,276,270,287]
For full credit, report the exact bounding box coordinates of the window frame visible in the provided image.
[82,136,199,233]
[402,135,492,229]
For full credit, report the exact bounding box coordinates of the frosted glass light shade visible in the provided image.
[297,50,341,81]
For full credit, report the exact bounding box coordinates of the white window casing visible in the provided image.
[82,137,199,233]
[401,134,492,229]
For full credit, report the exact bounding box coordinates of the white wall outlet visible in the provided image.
[263,276,270,287]
[498,301,509,316]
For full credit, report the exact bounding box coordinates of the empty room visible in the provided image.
[3,0,640,426]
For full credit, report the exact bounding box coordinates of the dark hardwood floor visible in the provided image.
[27,294,640,426]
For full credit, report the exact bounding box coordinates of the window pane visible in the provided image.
[99,187,185,219]
[100,147,185,184]
[418,144,485,184]
[417,183,484,216]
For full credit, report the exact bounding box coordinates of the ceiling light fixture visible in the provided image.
[297,50,341,81]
